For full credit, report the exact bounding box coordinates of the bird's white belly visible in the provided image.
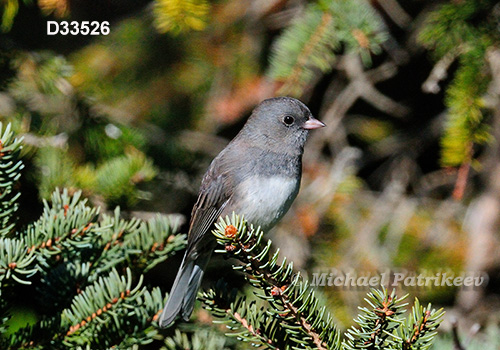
[230,175,299,231]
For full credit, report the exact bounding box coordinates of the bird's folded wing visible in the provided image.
[186,170,231,252]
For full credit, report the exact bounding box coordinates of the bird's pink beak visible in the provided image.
[303,117,326,130]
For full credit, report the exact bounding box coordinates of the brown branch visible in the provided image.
[342,55,408,118]
[374,0,412,28]
[306,55,406,164]
[452,141,473,200]
[422,49,459,94]
[224,225,329,349]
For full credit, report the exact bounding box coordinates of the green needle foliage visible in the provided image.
[153,0,209,35]
[268,0,386,96]
[418,0,500,169]
[344,289,444,350]
[0,122,24,237]
[5,52,156,207]
[344,288,409,349]
[163,328,230,350]
[0,188,186,349]
[399,299,445,350]
[0,123,187,349]
[61,268,163,349]
[0,0,32,32]
[203,214,444,350]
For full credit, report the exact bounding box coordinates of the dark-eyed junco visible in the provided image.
[159,96,325,327]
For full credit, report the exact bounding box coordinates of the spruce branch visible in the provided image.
[344,287,408,349]
[273,8,335,97]
[24,189,100,258]
[344,288,444,350]
[268,0,386,97]
[91,208,186,278]
[399,299,444,350]
[61,268,163,348]
[95,207,186,275]
[0,122,24,237]
[440,51,491,169]
[19,189,185,287]
[123,213,185,273]
[6,269,166,349]
[201,285,279,348]
[0,186,185,348]
[0,238,37,285]
[206,214,342,350]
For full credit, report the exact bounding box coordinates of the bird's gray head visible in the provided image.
[242,97,325,154]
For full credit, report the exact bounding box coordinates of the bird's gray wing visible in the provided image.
[186,163,232,252]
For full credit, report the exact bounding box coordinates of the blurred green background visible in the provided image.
[1,0,500,348]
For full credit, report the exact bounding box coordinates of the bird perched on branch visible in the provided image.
[159,96,325,327]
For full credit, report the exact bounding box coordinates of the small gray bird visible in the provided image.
[159,97,325,327]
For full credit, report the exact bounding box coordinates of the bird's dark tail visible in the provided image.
[159,250,212,327]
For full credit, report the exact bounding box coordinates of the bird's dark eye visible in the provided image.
[283,115,295,126]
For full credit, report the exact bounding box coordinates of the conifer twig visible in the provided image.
[208,214,341,349]
[452,141,473,200]
[278,12,333,96]
[422,49,459,94]
[223,225,328,349]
